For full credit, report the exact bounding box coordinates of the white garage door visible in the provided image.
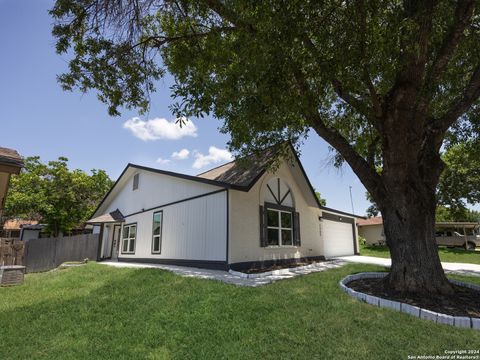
[322,219,355,257]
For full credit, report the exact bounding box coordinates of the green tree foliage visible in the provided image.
[314,190,327,206]
[366,140,480,220]
[5,157,113,236]
[365,191,380,217]
[49,1,480,293]
[438,140,480,211]
[435,206,480,222]
[364,201,480,223]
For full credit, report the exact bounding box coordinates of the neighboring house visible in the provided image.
[87,147,363,270]
[0,147,23,220]
[1,219,38,238]
[358,217,480,246]
[20,224,44,241]
[357,217,385,245]
[19,223,92,240]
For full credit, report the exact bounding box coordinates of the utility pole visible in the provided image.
[349,186,355,215]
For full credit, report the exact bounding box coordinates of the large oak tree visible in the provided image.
[50,0,480,295]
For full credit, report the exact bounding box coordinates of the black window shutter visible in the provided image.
[294,212,301,246]
[260,205,267,247]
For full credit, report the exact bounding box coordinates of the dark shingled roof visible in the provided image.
[197,148,276,188]
[0,147,23,168]
[89,144,365,220]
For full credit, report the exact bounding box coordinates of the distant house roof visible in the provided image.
[2,219,38,230]
[87,209,125,224]
[0,147,23,170]
[436,222,480,229]
[357,217,383,226]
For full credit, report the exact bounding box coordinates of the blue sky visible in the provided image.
[1,0,375,215]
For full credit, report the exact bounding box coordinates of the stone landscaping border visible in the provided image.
[229,261,331,279]
[340,272,480,330]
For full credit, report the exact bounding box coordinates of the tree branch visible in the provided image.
[385,1,435,105]
[135,26,237,48]
[366,134,380,168]
[329,78,373,119]
[300,33,380,129]
[437,64,480,131]
[200,0,255,33]
[357,0,383,119]
[427,0,476,85]
[362,70,382,119]
[292,67,384,197]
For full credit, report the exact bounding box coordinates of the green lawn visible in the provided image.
[1,263,479,360]
[360,244,480,264]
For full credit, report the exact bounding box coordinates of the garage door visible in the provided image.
[322,219,355,257]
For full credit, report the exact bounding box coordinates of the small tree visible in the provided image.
[367,140,480,219]
[314,190,327,207]
[436,206,480,222]
[437,140,480,211]
[50,1,480,295]
[365,192,380,218]
[5,157,113,236]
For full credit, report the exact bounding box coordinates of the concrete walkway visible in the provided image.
[100,256,480,287]
[336,255,480,277]
[99,260,347,287]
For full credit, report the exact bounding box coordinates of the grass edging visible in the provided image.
[340,272,480,330]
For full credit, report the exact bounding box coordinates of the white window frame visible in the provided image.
[266,208,294,247]
[151,211,163,254]
[121,223,137,254]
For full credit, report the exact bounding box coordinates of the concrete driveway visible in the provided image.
[336,255,480,277]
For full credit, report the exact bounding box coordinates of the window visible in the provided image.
[133,173,139,190]
[152,211,163,254]
[122,224,136,254]
[266,208,293,246]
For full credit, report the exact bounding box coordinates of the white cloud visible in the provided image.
[192,146,233,169]
[171,148,190,160]
[156,157,172,165]
[123,117,197,141]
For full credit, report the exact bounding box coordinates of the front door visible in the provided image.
[111,225,121,261]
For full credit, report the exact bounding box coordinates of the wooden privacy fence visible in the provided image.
[24,234,99,273]
[0,238,24,266]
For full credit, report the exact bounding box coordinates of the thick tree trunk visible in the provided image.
[376,120,454,295]
[380,199,453,295]
[310,73,457,295]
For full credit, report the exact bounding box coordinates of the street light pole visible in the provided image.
[349,186,355,215]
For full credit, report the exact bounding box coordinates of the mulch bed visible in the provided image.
[348,278,480,318]
[243,259,326,274]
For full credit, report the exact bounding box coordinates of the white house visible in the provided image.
[87,148,362,271]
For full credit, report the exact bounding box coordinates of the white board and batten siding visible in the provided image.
[102,168,224,216]
[123,191,227,261]
[97,168,227,262]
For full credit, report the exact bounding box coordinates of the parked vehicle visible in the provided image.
[435,230,478,250]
